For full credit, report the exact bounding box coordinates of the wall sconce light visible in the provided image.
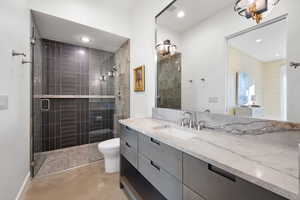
[234,0,280,24]
[156,39,177,57]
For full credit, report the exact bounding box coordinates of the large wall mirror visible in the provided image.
[155,0,300,123]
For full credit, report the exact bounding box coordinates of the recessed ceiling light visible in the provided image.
[177,11,185,18]
[256,38,263,43]
[81,36,90,43]
[275,53,280,57]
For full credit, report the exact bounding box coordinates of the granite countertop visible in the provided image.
[119,118,299,200]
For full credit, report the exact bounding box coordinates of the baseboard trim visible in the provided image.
[15,172,31,200]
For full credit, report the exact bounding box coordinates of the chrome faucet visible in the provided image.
[196,120,206,131]
[180,111,208,131]
[180,111,197,128]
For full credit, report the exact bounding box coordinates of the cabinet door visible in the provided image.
[138,154,182,200]
[121,126,138,149]
[120,141,138,168]
[183,153,288,200]
[183,154,235,200]
[138,134,182,180]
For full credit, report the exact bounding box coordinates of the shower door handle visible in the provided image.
[40,99,50,112]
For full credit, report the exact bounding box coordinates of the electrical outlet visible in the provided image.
[0,95,8,110]
[209,97,219,103]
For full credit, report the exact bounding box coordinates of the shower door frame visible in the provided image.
[29,15,35,177]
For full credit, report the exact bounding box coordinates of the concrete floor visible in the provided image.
[23,161,128,200]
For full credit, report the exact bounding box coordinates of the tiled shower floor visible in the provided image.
[35,143,103,177]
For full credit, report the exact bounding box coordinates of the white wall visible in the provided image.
[179,1,290,114]
[130,0,173,117]
[0,0,31,199]
[263,60,286,120]
[28,0,132,38]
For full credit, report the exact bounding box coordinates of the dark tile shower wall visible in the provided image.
[38,39,115,152]
[32,27,43,153]
[42,39,89,95]
[89,99,115,143]
[41,99,88,151]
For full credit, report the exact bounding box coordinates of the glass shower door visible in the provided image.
[30,17,46,177]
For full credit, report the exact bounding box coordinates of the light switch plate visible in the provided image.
[0,95,8,110]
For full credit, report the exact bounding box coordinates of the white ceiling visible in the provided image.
[157,0,235,33]
[99,0,137,10]
[32,11,128,52]
[228,19,287,62]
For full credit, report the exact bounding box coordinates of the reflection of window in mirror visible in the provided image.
[228,18,287,121]
[236,72,256,106]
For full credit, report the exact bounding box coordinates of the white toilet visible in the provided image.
[98,138,120,173]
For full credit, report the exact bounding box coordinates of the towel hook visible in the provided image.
[12,50,26,57]
[290,62,300,69]
[22,59,32,64]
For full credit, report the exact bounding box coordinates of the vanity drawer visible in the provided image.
[120,140,138,168]
[183,153,235,200]
[183,153,288,200]
[183,185,206,200]
[138,134,182,180]
[121,125,138,149]
[138,154,182,200]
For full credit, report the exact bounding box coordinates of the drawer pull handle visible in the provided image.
[150,161,160,171]
[125,142,131,148]
[208,164,236,182]
[150,138,160,146]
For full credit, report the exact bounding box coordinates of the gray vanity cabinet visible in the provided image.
[120,126,288,200]
[138,154,182,200]
[120,126,138,168]
[183,153,236,200]
[138,134,183,180]
[122,126,138,149]
[183,153,288,200]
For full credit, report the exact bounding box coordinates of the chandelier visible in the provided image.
[234,0,281,24]
[156,39,177,57]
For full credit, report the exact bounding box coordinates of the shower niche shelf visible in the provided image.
[34,95,115,99]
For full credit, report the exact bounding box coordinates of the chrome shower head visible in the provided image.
[112,64,120,71]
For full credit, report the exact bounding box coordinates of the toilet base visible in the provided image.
[104,156,120,173]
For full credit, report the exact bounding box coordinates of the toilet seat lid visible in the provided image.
[98,138,120,149]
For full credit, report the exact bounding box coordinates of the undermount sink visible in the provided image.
[153,125,197,140]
